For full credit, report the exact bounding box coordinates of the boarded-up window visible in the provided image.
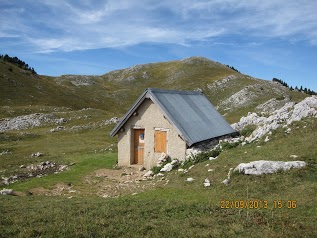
[154,130,167,153]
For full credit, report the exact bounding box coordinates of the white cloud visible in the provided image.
[1,0,317,52]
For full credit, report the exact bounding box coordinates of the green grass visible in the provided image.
[0,117,316,237]
[8,152,117,192]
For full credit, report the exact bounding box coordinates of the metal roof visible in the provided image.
[110,88,236,146]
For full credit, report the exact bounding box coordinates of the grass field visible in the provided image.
[0,108,316,237]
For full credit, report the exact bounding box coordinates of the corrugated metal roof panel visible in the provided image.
[150,89,236,145]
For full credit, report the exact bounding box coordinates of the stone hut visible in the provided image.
[110,88,236,169]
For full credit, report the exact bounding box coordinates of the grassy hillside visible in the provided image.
[0,117,316,237]
[1,56,306,120]
[0,56,315,237]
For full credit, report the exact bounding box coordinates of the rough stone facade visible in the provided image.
[117,98,187,169]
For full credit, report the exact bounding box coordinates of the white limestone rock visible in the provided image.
[203,178,211,187]
[143,170,154,178]
[0,188,14,195]
[160,163,173,172]
[234,160,307,175]
[186,177,194,182]
[222,179,230,185]
[231,96,317,143]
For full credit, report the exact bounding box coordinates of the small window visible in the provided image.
[154,130,167,153]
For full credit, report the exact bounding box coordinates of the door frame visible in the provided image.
[133,128,145,165]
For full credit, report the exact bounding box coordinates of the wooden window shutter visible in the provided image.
[155,130,166,153]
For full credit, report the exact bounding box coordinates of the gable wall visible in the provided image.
[117,98,187,169]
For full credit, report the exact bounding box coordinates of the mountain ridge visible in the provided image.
[0,56,307,122]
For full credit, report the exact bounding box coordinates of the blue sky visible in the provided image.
[1,0,317,90]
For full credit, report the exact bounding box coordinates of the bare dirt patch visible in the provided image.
[84,167,168,198]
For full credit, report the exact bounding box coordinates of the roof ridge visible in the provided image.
[147,88,202,95]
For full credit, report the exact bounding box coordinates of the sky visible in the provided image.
[1,0,317,91]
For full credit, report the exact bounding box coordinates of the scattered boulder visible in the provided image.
[160,163,173,172]
[31,152,43,157]
[0,188,14,196]
[159,159,179,172]
[234,160,307,175]
[0,150,12,155]
[143,170,154,178]
[50,126,65,132]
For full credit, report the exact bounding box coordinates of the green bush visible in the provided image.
[182,148,222,169]
[221,141,240,150]
[240,125,257,137]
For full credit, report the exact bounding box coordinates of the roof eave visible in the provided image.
[109,90,150,137]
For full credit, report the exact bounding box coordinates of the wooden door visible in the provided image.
[134,129,145,164]
[154,130,167,153]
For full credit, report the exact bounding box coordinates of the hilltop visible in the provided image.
[0,56,306,122]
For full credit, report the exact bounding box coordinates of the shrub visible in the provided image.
[151,166,162,174]
[182,148,222,169]
[240,125,257,137]
[221,141,240,150]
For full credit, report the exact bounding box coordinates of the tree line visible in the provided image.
[272,78,316,95]
[226,65,240,73]
[0,54,37,74]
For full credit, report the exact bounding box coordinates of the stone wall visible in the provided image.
[117,98,186,169]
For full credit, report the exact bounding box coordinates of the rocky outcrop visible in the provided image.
[232,96,317,142]
[0,113,68,132]
[1,161,69,185]
[234,160,307,175]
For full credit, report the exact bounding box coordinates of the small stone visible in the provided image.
[160,163,173,172]
[203,178,211,187]
[222,179,230,185]
[156,173,164,177]
[208,169,214,172]
[290,155,299,159]
[209,157,216,160]
[31,152,43,157]
[186,177,194,182]
[188,165,195,170]
[139,166,146,172]
[264,136,270,142]
[171,159,179,166]
[143,170,154,177]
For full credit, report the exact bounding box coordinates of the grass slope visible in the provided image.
[0,115,316,237]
